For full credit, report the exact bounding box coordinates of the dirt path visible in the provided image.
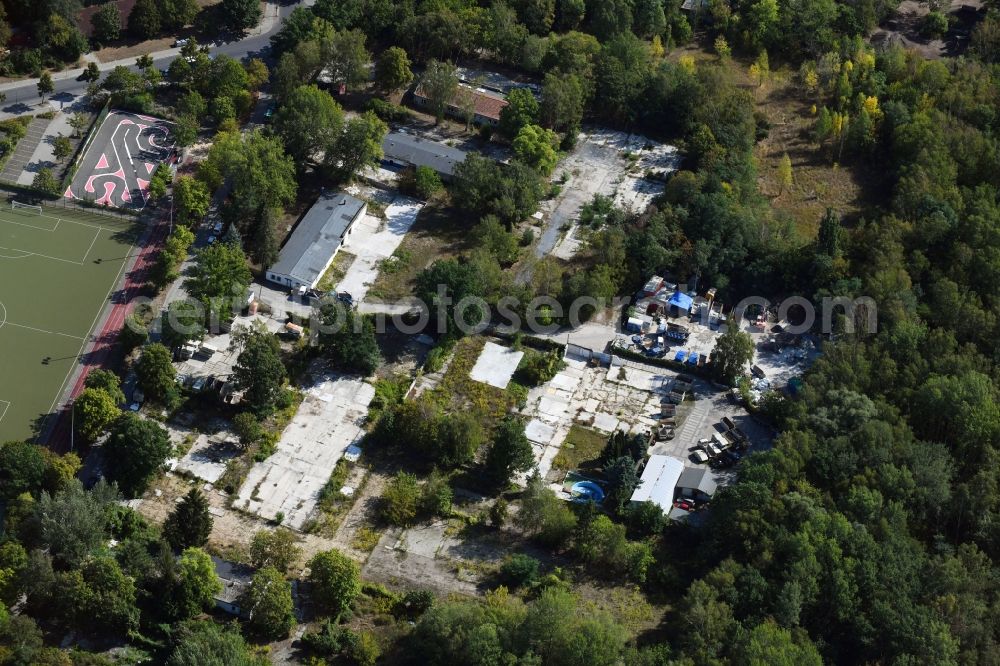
[328,471,390,562]
[136,472,352,571]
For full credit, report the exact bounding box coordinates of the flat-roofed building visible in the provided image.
[381,132,468,180]
[265,192,366,290]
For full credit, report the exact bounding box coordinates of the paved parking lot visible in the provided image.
[0,116,48,182]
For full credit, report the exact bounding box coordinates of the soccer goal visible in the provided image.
[11,201,42,215]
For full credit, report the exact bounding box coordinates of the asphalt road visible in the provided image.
[0,2,299,115]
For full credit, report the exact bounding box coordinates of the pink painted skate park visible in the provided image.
[64,110,175,210]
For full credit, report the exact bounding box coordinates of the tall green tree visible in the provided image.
[164,488,213,550]
[92,2,122,42]
[74,387,122,442]
[159,0,199,30]
[0,441,47,500]
[710,324,755,384]
[103,412,171,497]
[374,46,414,92]
[499,88,540,140]
[513,124,560,175]
[323,28,370,90]
[249,528,301,573]
[317,302,382,375]
[329,111,388,180]
[128,0,161,39]
[31,480,119,568]
[274,84,345,165]
[185,241,251,325]
[173,175,211,227]
[232,322,286,414]
[586,0,632,40]
[484,417,534,488]
[540,72,585,132]
[420,59,458,124]
[37,72,54,99]
[307,550,361,618]
[240,567,294,639]
[135,342,178,406]
[220,0,261,32]
[174,547,222,618]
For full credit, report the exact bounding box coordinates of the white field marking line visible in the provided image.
[4,207,127,234]
[3,320,86,340]
[0,300,6,328]
[79,227,103,264]
[0,245,85,266]
[0,249,32,259]
[0,214,59,232]
[0,400,10,424]
[44,224,138,420]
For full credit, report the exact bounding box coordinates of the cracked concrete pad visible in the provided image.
[469,342,524,389]
[236,374,375,528]
[592,412,620,433]
[525,418,556,444]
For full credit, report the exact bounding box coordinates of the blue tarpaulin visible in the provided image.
[668,291,693,311]
[675,350,688,362]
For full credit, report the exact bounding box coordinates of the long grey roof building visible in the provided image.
[381,132,468,179]
[266,192,366,290]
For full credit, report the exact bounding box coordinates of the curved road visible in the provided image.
[0,0,307,115]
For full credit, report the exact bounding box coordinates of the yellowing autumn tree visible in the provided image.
[778,153,793,195]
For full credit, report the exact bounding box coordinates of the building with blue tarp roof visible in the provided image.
[667,291,693,312]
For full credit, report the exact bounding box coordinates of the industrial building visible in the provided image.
[265,192,366,291]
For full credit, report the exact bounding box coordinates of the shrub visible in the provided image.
[380,471,420,526]
[498,554,540,588]
[364,98,411,122]
[394,589,434,617]
[514,349,563,387]
[922,11,948,38]
[31,168,60,195]
[399,165,443,199]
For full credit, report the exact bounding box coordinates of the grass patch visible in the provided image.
[552,425,606,472]
[317,250,357,293]
[352,525,382,553]
[429,337,523,423]
[367,200,472,302]
[751,67,871,237]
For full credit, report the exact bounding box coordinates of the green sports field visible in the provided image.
[0,202,143,443]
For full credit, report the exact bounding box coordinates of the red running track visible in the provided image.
[43,211,170,453]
